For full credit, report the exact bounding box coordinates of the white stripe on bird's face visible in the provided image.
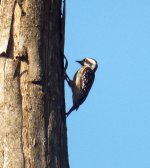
[84,58,98,71]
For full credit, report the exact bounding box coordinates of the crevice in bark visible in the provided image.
[0,52,9,58]
[17,0,26,16]
[6,1,17,58]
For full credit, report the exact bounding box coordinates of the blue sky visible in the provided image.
[65,0,150,168]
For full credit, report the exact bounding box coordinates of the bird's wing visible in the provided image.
[74,67,95,108]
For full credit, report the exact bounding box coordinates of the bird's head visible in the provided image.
[76,58,98,72]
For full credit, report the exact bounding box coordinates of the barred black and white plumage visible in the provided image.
[65,58,98,117]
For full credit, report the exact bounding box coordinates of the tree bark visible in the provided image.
[0,0,69,168]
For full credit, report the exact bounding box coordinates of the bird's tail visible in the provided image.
[66,106,76,117]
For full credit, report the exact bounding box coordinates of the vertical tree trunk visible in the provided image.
[0,0,69,168]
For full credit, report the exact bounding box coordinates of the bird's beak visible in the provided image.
[76,60,83,65]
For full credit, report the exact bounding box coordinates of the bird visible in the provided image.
[65,58,98,117]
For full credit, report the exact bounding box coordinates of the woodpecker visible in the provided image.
[65,58,98,117]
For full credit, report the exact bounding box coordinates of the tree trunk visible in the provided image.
[0,0,69,168]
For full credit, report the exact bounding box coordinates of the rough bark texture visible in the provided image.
[0,0,69,168]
